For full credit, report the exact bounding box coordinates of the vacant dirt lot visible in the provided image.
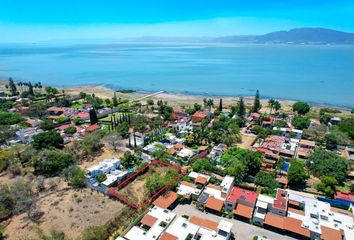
[115,165,172,205]
[4,187,124,240]
[237,132,257,149]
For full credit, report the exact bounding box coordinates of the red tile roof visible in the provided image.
[73,111,89,119]
[227,187,258,204]
[46,106,66,112]
[195,176,208,185]
[189,216,218,231]
[320,226,342,240]
[140,214,157,227]
[284,217,311,238]
[264,213,284,229]
[233,204,254,219]
[273,189,287,210]
[153,191,178,209]
[85,123,100,132]
[160,232,178,240]
[205,196,224,212]
[334,191,354,201]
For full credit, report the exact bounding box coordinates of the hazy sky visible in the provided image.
[0,0,354,43]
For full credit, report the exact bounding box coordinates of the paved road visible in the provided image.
[173,204,296,240]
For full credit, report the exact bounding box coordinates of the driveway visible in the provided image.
[173,204,296,240]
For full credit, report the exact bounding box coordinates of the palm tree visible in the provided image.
[268,99,275,113]
[203,98,208,110]
[207,99,214,113]
[273,101,281,113]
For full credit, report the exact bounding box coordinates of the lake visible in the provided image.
[0,43,353,107]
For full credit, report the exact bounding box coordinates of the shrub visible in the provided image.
[64,126,77,135]
[32,131,63,150]
[0,111,24,125]
[81,225,109,240]
[66,166,86,188]
[292,102,310,115]
[33,149,75,176]
[97,174,107,183]
[292,115,310,130]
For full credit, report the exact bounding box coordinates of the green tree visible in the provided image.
[221,147,262,176]
[0,111,24,125]
[236,97,246,119]
[121,151,139,168]
[8,78,17,96]
[81,226,108,240]
[307,149,348,182]
[146,98,154,105]
[291,115,310,130]
[112,93,119,107]
[66,166,86,188]
[64,126,77,135]
[316,176,337,198]
[32,131,64,150]
[273,120,288,128]
[219,98,223,112]
[97,173,107,183]
[273,100,281,112]
[288,159,309,187]
[255,172,280,194]
[292,102,310,115]
[252,90,261,113]
[32,149,75,176]
[339,118,354,140]
[225,161,246,184]
[192,158,215,173]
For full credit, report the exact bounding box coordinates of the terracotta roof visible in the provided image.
[264,213,284,229]
[288,207,305,216]
[198,146,209,151]
[46,106,66,112]
[189,216,218,231]
[284,217,311,238]
[153,191,178,209]
[206,183,221,191]
[180,181,196,188]
[288,200,300,207]
[273,189,287,210]
[299,139,316,147]
[330,207,354,217]
[320,226,342,240]
[233,204,254,219]
[195,176,208,185]
[85,123,100,132]
[334,191,354,201]
[276,175,288,186]
[73,111,89,119]
[140,214,157,227]
[167,147,176,155]
[160,232,178,240]
[227,187,258,204]
[174,143,184,149]
[205,196,224,212]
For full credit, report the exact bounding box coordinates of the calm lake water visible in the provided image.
[0,43,353,107]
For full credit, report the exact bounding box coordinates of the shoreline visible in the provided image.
[1,80,352,111]
[62,84,353,112]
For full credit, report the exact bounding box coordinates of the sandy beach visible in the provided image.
[62,84,353,114]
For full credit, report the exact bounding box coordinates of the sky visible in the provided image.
[0,0,354,43]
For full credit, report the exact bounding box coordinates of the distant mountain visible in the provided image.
[121,28,354,44]
[253,28,354,44]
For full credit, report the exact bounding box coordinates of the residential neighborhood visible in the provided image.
[0,80,353,240]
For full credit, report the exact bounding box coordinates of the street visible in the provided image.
[173,204,296,240]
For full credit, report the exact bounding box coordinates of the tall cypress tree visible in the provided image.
[219,98,223,112]
[252,89,261,112]
[237,97,245,118]
[8,78,17,96]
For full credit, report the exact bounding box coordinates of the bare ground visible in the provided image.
[115,165,170,205]
[4,187,124,240]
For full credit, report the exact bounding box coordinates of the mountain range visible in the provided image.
[122,28,354,44]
